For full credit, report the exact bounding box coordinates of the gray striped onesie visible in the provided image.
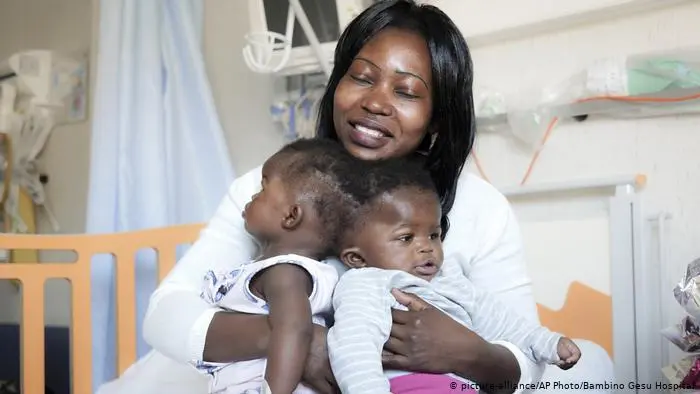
[327,260,562,394]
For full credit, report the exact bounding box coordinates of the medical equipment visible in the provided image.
[0,50,88,234]
[477,47,700,146]
[472,46,700,187]
[244,0,377,77]
[270,81,325,140]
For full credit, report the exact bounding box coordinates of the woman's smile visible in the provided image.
[347,118,393,149]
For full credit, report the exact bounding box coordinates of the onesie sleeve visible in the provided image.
[327,269,394,394]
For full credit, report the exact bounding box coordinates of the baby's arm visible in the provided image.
[327,269,393,394]
[256,264,314,394]
[438,267,566,365]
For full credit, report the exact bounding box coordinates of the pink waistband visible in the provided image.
[389,373,478,394]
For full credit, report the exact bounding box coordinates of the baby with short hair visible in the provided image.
[195,138,359,394]
[328,156,582,394]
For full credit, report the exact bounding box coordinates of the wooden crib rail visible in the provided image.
[0,223,204,394]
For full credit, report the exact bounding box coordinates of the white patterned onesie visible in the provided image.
[195,254,339,394]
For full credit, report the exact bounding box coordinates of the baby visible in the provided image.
[195,138,358,394]
[327,157,582,394]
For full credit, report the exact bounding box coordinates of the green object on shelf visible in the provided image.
[628,59,700,96]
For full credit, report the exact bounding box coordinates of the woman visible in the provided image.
[143,1,613,393]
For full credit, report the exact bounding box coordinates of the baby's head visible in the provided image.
[242,138,358,259]
[339,157,444,281]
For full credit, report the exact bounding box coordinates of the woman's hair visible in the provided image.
[316,0,476,237]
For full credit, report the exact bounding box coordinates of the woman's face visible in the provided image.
[333,28,433,161]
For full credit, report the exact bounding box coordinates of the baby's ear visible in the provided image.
[340,247,366,269]
[281,204,303,230]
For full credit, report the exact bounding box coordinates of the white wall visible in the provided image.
[203,0,287,174]
[453,1,700,367]
[432,0,690,42]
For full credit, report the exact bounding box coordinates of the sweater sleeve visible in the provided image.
[142,166,262,365]
[436,272,561,365]
[443,173,545,392]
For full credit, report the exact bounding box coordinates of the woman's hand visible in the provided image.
[382,289,521,393]
[381,289,483,373]
[301,324,339,394]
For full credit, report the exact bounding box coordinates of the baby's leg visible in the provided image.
[389,373,478,394]
[217,381,315,393]
[292,382,318,394]
[217,382,262,393]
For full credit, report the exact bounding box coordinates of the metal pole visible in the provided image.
[288,0,332,78]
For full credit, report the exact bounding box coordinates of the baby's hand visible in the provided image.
[556,337,581,370]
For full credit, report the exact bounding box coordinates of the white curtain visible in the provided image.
[86,0,234,391]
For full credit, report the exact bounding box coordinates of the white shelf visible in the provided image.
[500,174,646,198]
[476,86,700,129]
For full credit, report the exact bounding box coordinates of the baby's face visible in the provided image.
[342,188,444,281]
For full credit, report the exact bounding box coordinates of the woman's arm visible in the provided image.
[202,313,271,362]
[448,175,545,390]
[142,167,263,364]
